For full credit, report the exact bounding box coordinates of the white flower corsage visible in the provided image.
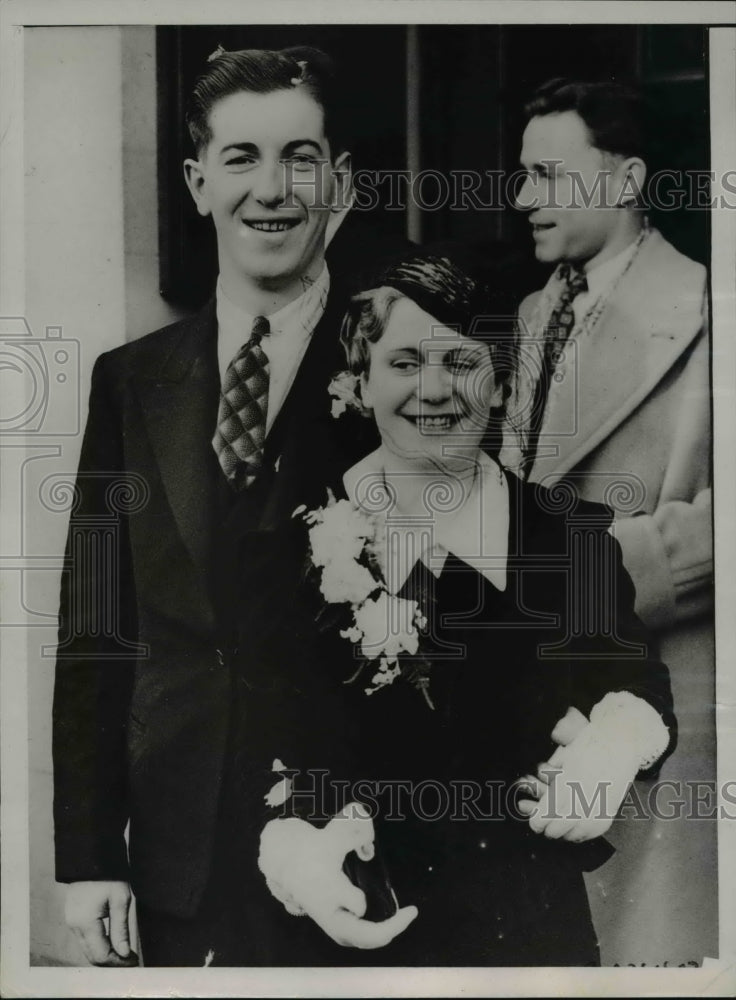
[294,491,432,706]
[264,758,294,809]
[327,370,367,419]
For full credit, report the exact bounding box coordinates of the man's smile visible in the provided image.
[243,218,302,233]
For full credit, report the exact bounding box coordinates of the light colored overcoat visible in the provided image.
[510,228,715,966]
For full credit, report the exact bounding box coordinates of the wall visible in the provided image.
[122,28,187,340]
[24,24,181,966]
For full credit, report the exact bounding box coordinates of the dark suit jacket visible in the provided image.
[226,472,676,965]
[52,277,380,918]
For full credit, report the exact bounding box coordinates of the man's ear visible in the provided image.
[330,150,352,213]
[614,156,647,208]
[360,372,374,410]
[183,158,212,218]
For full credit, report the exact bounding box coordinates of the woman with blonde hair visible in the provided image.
[228,248,675,966]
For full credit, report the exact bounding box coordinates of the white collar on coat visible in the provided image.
[343,448,509,593]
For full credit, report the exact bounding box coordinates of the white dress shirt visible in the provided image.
[571,235,642,328]
[216,266,330,434]
[528,235,645,444]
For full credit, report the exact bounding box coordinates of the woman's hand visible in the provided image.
[518,695,669,841]
[518,735,640,842]
[258,801,418,948]
[517,705,638,842]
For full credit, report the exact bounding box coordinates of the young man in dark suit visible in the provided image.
[53,45,402,967]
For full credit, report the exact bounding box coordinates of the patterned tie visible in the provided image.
[523,263,588,476]
[543,263,588,370]
[213,315,270,491]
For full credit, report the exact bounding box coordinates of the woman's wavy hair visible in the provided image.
[340,250,521,463]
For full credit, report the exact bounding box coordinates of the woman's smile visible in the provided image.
[401,413,460,433]
[361,296,503,470]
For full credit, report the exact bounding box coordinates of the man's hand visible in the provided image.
[259,802,418,949]
[64,881,139,966]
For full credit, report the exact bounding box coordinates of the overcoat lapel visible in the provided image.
[532,230,705,481]
[135,301,220,584]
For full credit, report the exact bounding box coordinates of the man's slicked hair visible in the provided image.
[524,78,650,163]
[186,45,346,157]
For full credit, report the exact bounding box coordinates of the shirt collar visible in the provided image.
[544,233,643,304]
[216,264,330,338]
[343,449,509,594]
[215,265,330,382]
[582,235,642,299]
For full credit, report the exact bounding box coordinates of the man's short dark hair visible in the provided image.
[186,45,346,158]
[524,78,649,163]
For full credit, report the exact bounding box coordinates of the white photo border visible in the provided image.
[1,1,734,996]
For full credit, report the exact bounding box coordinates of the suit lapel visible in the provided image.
[135,301,220,583]
[218,283,354,539]
[255,285,352,523]
[265,284,348,460]
[532,230,705,481]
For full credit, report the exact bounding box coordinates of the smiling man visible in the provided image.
[184,70,347,306]
[509,78,714,965]
[52,45,402,967]
[512,78,710,636]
